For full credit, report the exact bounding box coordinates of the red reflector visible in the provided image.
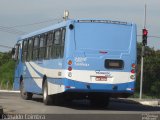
[66,86,71,88]
[131,69,135,73]
[68,67,72,71]
[132,64,136,68]
[99,51,108,54]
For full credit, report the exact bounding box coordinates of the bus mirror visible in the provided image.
[12,44,19,61]
[11,48,17,60]
[11,48,15,55]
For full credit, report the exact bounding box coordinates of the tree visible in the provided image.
[136,43,160,98]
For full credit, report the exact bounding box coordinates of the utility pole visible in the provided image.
[140,4,148,99]
[140,46,144,99]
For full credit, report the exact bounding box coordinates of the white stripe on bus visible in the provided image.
[29,62,135,84]
[26,63,42,88]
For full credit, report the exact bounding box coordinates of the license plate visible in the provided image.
[95,76,107,81]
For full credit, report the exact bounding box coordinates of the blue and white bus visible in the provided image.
[12,19,137,106]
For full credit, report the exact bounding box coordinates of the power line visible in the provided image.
[9,17,62,28]
[0,26,26,35]
[0,28,24,34]
[0,17,62,35]
[0,17,62,49]
[0,29,24,35]
[0,44,13,49]
[1,16,159,38]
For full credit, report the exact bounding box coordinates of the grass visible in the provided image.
[130,92,159,99]
[0,60,15,89]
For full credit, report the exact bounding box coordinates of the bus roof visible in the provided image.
[18,20,68,40]
[18,19,134,40]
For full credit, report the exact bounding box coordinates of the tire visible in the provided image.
[43,80,52,105]
[20,80,33,100]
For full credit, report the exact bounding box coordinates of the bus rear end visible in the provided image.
[64,20,137,105]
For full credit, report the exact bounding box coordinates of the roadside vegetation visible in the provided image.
[135,43,160,98]
[0,52,15,89]
[0,43,159,97]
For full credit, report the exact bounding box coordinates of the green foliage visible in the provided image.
[0,52,15,89]
[136,43,160,98]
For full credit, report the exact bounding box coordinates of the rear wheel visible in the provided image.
[43,80,52,105]
[20,80,33,100]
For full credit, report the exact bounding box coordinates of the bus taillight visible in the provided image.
[68,66,72,71]
[68,60,72,65]
[130,63,136,79]
[131,69,135,74]
[68,60,72,71]
[132,63,136,69]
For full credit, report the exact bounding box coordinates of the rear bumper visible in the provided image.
[64,78,135,95]
[47,78,135,97]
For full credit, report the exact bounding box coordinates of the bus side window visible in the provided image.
[33,36,40,61]
[22,39,28,62]
[39,34,46,60]
[53,29,62,58]
[62,28,66,45]
[46,32,53,59]
[54,30,61,45]
[27,38,33,61]
[61,28,66,58]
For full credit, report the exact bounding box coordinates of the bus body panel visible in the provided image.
[63,20,137,96]
[13,19,137,98]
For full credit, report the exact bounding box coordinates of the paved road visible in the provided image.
[0,92,160,120]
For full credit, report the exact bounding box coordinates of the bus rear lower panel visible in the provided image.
[63,78,134,98]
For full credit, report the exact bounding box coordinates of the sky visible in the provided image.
[0,0,159,52]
